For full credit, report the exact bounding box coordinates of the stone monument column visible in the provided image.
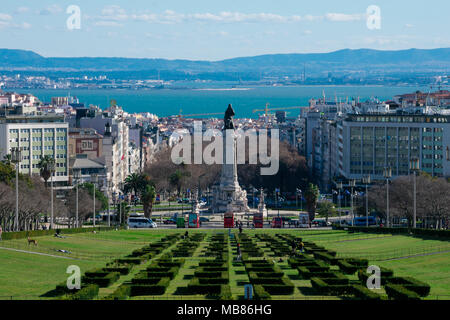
[211,104,249,213]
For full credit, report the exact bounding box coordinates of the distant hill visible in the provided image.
[1,48,449,76]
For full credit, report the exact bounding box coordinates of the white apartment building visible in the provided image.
[0,114,69,184]
[101,121,129,195]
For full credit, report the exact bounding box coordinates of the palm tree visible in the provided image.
[169,169,190,196]
[305,183,319,227]
[141,184,156,219]
[37,156,55,187]
[2,154,12,167]
[124,173,147,197]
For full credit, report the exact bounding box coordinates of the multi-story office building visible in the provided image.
[68,128,103,159]
[0,114,69,184]
[341,112,450,180]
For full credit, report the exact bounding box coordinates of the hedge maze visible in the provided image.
[187,233,232,299]
[46,230,432,300]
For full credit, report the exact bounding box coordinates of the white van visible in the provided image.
[128,217,157,228]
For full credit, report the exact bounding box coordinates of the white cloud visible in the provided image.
[94,21,124,27]
[0,13,12,21]
[405,24,414,28]
[101,5,128,21]
[15,7,29,14]
[0,13,31,30]
[91,8,369,27]
[38,4,63,15]
[19,22,31,29]
[325,13,364,22]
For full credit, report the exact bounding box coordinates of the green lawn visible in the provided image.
[0,228,449,300]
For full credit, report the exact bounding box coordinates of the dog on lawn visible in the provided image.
[27,237,38,246]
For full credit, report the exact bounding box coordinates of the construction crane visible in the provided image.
[252,103,309,117]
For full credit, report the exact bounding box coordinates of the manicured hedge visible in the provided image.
[337,258,368,274]
[254,285,271,300]
[352,284,382,300]
[385,284,421,300]
[194,271,226,278]
[106,285,131,300]
[288,255,317,268]
[114,257,144,265]
[82,272,120,288]
[357,267,394,285]
[103,265,133,275]
[310,277,353,296]
[131,275,164,285]
[187,279,222,294]
[260,278,294,295]
[129,277,171,296]
[385,277,430,297]
[61,284,99,300]
[313,251,340,265]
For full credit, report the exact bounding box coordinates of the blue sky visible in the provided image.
[0,0,449,60]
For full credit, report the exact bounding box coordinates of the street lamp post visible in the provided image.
[92,173,98,228]
[107,180,111,227]
[73,169,81,228]
[410,158,419,228]
[362,175,371,227]
[383,167,392,227]
[349,179,356,226]
[275,188,280,217]
[49,161,55,230]
[119,182,124,225]
[336,182,343,226]
[296,188,302,211]
[11,147,22,231]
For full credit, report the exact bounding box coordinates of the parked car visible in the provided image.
[163,218,177,224]
[312,219,328,227]
[199,217,210,223]
[128,217,157,228]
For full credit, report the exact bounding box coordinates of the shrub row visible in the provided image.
[337,258,369,274]
[105,284,131,300]
[82,271,120,288]
[187,234,231,299]
[385,277,430,297]
[352,284,382,300]
[60,284,99,300]
[253,285,272,300]
[385,284,421,300]
[311,277,353,296]
[128,277,171,296]
[244,259,294,296]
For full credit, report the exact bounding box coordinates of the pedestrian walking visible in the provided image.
[291,240,296,255]
[299,241,305,253]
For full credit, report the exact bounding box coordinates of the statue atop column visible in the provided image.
[210,104,249,213]
[224,104,235,130]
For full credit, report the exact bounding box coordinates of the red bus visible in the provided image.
[271,217,283,228]
[253,213,264,228]
[224,212,234,228]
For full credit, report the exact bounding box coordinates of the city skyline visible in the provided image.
[1,0,449,60]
